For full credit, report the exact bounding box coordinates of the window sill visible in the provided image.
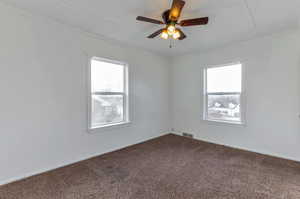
[88,121,131,133]
[203,119,246,127]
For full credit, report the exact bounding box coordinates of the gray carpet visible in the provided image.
[1,134,300,198]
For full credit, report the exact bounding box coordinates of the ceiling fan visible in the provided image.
[136,0,209,40]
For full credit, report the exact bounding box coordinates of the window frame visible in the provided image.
[88,56,130,131]
[203,62,246,125]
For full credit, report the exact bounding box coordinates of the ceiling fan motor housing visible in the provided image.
[162,10,172,24]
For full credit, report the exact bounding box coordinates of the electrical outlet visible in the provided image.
[182,132,194,138]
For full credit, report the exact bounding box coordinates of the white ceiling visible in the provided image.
[2,0,300,56]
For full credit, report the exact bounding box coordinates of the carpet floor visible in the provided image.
[1,134,300,198]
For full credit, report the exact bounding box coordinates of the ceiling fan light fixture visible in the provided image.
[172,29,181,39]
[167,24,176,35]
[161,29,169,39]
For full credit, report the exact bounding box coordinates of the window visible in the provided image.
[89,57,129,129]
[204,63,244,124]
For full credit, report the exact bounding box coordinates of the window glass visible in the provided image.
[207,64,241,93]
[207,94,241,122]
[91,59,124,93]
[91,95,124,127]
[205,63,243,124]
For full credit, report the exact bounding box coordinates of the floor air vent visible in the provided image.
[182,133,194,138]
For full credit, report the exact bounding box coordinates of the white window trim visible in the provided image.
[203,62,246,126]
[87,57,130,132]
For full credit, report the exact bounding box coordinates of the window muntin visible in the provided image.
[89,57,128,129]
[204,63,243,124]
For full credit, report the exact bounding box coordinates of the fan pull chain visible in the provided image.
[169,39,173,48]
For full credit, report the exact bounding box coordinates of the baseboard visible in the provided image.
[5,131,296,187]
[171,131,300,163]
[0,132,170,186]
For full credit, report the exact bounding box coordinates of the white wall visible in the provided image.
[0,3,170,185]
[171,29,300,161]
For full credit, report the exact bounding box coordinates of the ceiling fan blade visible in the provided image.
[147,29,164,38]
[177,28,186,40]
[179,17,209,26]
[169,0,186,21]
[136,16,164,25]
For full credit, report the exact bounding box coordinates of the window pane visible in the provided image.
[91,95,124,128]
[207,64,242,93]
[91,59,124,92]
[207,94,241,122]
